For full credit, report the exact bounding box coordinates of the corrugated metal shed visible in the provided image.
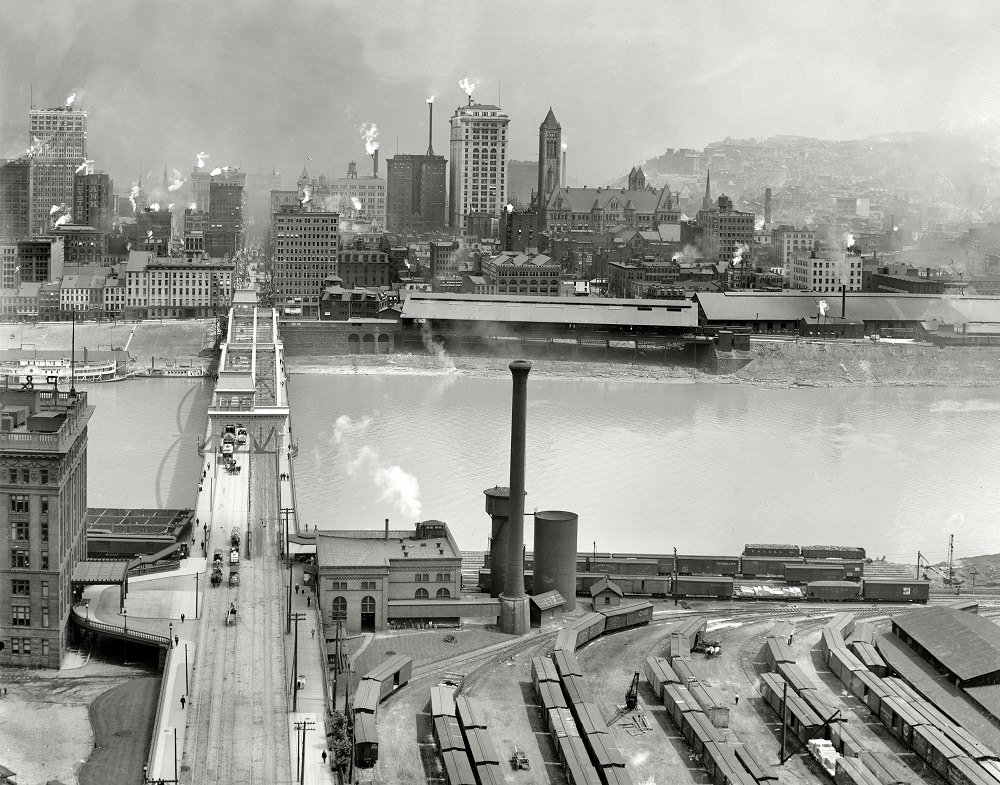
[695,291,1000,323]
[401,292,699,328]
[893,607,1000,683]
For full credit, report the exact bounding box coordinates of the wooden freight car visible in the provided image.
[676,555,741,577]
[862,578,930,603]
[673,576,734,600]
[801,545,866,560]
[743,543,801,558]
[599,600,653,632]
[740,555,803,578]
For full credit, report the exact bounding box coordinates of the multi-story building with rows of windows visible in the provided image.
[790,250,862,293]
[448,101,509,231]
[772,226,816,272]
[29,104,87,238]
[316,521,463,633]
[481,251,561,296]
[0,386,94,668]
[698,195,755,267]
[124,250,234,319]
[271,208,340,318]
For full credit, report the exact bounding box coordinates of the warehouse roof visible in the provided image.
[401,292,698,329]
[317,524,461,568]
[695,292,1000,323]
[893,606,1000,682]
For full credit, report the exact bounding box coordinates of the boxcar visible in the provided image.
[363,654,412,700]
[834,757,882,785]
[464,726,500,766]
[572,612,607,645]
[663,684,699,727]
[851,642,887,677]
[829,721,865,759]
[434,716,466,752]
[801,545,866,560]
[877,695,923,745]
[676,555,741,577]
[538,680,569,712]
[441,748,477,785]
[669,632,691,660]
[784,563,846,584]
[599,600,653,632]
[682,710,723,755]
[455,696,488,730]
[777,661,817,695]
[354,711,379,767]
[825,612,856,641]
[673,576,734,600]
[475,762,506,785]
[644,656,678,698]
[555,627,579,653]
[764,637,795,672]
[675,617,707,647]
[807,581,861,602]
[688,682,729,728]
[430,685,457,718]
[573,701,610,736]
[554,648,584,679]
[949,598,980,614]
[862,579,930,603]
[740,556,802,578]
[561,673,595,706]
[584,558,660,576]
[804,558,864,581]
[913,724,964,779]
[850,669,892,715]
[949,756,1000,785]
[671,657,699,689]
[353,679,382,716]
[613,575,670,597]
[743,543,801,558]
[532,655,560,686]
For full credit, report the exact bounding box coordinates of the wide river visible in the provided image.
[82,374,1000,563]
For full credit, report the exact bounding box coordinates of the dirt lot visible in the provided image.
[0,657,159,785]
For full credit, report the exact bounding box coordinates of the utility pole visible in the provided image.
[916,551,923,580]
[947,534,954,586]
[673,547,678,606]
[293,719,315,785]
[289,612,306,712]
[287,556,294,633]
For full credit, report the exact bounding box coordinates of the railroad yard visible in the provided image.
[347,591,1000,785]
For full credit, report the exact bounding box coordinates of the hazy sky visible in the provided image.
[4,0,1000,194]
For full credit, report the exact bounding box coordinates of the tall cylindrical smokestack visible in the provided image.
[373,149,379,178]
[500,359,532,635]
[385,518,389,541]
[562,150,567,188]
[427,101,434,157]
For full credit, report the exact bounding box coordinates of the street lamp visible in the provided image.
[122,608,128,664]
[169,622,173,647]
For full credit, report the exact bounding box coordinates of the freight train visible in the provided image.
[500,542,868,584]
[477,569,928,604]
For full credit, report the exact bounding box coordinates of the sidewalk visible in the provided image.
[147,635,196,783]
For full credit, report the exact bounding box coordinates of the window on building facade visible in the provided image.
[12,605,30,626]
[436,588,450,599]
[10,495,28,514]
[361,596,375,614]
[40,551,48,570]
[331,596,347,620]
[415,587,429,600]
[11,579,29,596]
[361,580,376,591]
[11,521,29,541]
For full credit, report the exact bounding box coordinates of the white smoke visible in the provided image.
[419,321,456,371]
[50,203,72,227]
[167,203,174,211]
[50,204,62,216]
[459,77,477,97]
[167,169,186,191]
[360,123,379,155]
[65,93,77,107]
[196,152,209,169]
[427,95,435,104]
[818,300,829,317]
[332,415,422,520]
[75,159,93,175]
[26,136,45,158]
[188,202,197,210]
[209,167,222,176]
[301,184,312,205]
[846,233,855,249]
[54,214,71,227]
[732,243,750,267]
[147,230,154,240]
[150,203,162,211]
[130,182,140,213]
[351,196,363,211]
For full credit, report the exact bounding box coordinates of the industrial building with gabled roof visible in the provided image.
[891,606,1000,687]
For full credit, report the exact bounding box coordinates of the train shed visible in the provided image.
[891,607,1000,688]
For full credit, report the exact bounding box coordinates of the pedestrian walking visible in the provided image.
[180,696,186,709]
[306,595,311,607]
[295,584,299,595]
[321,750,327,764]
[734,694,739,706]
[175,635,179,646]
[180,613,185,624]
[311,628,315,639]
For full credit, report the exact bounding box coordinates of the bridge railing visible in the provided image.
[74,610,171,647]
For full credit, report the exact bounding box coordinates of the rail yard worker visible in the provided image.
[180,696,186,709]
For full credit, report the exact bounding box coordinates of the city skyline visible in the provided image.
[2,0,999,197]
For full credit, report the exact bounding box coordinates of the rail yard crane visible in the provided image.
[625,671,640,711]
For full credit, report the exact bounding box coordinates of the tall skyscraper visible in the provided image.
[537,108,562,204]
[271,206,339,318]
[0,387,94,669]
[386,101,447,236]
[0,158,33,241]
[28,102,87,237]
[72,171,113,234]
[448,100,509,231]
[207,169,245,258]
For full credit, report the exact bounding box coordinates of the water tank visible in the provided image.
[484,487,510,597]
[533,511,578,611]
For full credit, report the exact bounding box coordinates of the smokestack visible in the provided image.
[562,150,567,187]
[427,102,434,157]
[841,284,846,319]
[385,518,389,540]
[764,187,772,225]
[373,149,379,178]
[500,359,532,635]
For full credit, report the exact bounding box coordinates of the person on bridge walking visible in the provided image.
[180,696,186,709]
[175,635,179,647]
[180,613,185,624]
[311,628,315,639]
[306,596,311,607]
[295,584,299,595]
[321,750,327,764]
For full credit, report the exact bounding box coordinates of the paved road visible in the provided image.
[181,443,291,785]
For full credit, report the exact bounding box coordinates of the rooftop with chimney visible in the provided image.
[316,521,461,568]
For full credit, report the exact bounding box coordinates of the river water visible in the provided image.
[82,373,1000,563]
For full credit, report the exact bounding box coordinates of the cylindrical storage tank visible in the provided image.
[533,510,578,611]
[484,487,510,597]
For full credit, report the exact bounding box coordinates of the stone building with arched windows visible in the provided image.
[316,520,463,633]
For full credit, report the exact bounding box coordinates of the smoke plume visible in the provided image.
[129,182,140,213]
[360,123,379,155]
[75,159,93,175]
[332,415,422,520]
[459,77,477,97]
[149,203,160,211]
[351,196,363,211]
[427,95,435,104]
[818,300,829,317]
[195,151,209,169]
[209,167,222,176]
[419,321,456,371]
[301,184,312,205]
[65,93,77,107]
[167,169,186,191]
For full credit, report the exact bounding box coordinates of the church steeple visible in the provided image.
[702,169,712,210]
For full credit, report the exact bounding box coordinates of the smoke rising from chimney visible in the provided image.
[195,151,209,169]
[360,123,379,155]
[333,415,422,521]
[167,169,186,191]
[459,77,477,98]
